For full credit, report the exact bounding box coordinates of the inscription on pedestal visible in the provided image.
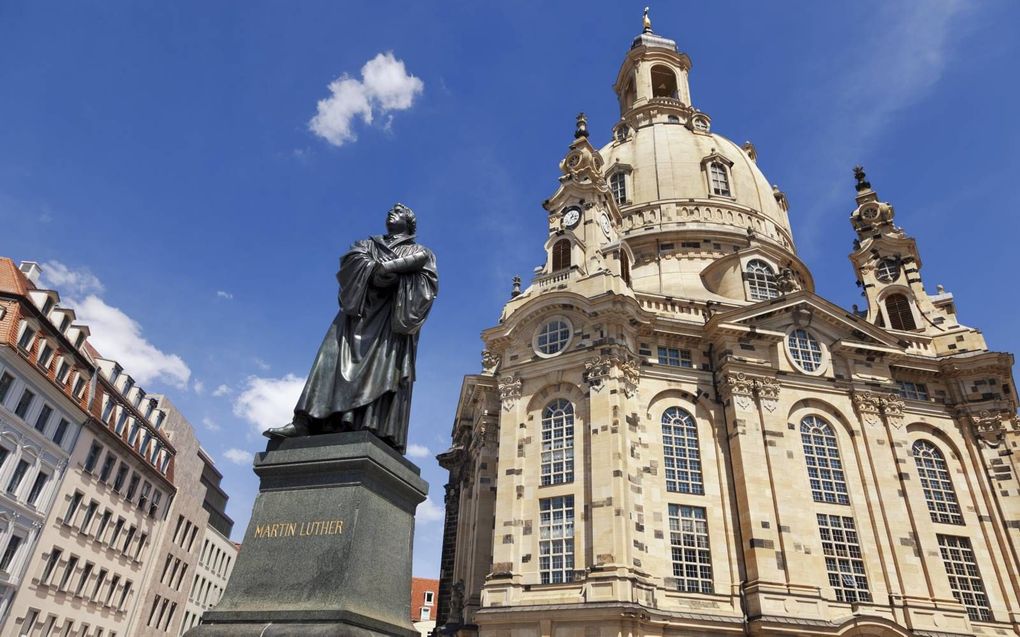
[253,519,345,539]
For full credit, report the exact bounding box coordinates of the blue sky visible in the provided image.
[2,1,1018,578]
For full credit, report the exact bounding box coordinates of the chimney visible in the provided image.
[19,261,42,285]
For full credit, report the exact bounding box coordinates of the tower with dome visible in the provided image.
[435,13,1020,637]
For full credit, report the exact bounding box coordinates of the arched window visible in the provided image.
[551,239,571,271]
[885,294,916,330]
[535,318,571,356]
[650,65,678,99]
[620,251,631,285]
[912,441,963,525]
[800,415,849,505]
[661,407,704,495]
[745,260,778,300]
[709,162,730,196]
[541,399,574,485]
[610,172,627,205]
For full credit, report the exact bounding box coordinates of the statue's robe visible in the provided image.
[294,233,438,452]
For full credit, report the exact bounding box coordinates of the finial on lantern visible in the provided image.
[643,7,652,33]
[574,112,589,139]
[853,165,871,192]
[511,275,522,298]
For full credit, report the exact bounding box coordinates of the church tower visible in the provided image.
[437,12,1020,637]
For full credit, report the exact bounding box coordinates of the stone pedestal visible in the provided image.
[186,431,428,637]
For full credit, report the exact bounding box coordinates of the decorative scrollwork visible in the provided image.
[498,374,522,411]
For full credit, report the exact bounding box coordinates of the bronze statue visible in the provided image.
[264,203,438,453]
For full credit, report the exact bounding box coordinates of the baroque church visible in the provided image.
[436,13,1020,637]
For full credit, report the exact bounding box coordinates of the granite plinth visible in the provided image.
[186,431,428,637]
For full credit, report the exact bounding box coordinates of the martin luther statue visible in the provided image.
[264,203,438,453]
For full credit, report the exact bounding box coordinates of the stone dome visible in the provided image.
[599,121,795,252]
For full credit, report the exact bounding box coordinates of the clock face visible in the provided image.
[599,213,612,237]
[561,206,581,229]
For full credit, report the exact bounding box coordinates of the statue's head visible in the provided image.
[386,203,416,236]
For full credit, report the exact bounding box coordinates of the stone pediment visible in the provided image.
[707,290,906,352]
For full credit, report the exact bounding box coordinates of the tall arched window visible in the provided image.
[650,65,678,99]
[746,260,778,300]
[912,440,963,525]
[800,415,849,505]
[541,399,574,485]
[551,240,571,271]
[661,407,704,495]
[885,294,917,330]
[709,162,730,196]
[610,172,627,205]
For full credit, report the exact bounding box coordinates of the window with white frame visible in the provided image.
[0,371,13,404]
[539,495,574,584]
[541,399,574,486]
[937,535,992,621]
[745,259,778,300]
[14,389,34,419]
[787,329,824,373]
[657,347,693,368]
[424,590,434,605]
[17,325,36,351]
[667,504,713,593]
[913,441,963,525]
[896,381,929,401]
[37,342,54,369]
[535,318,571,356]
[610,172,627,205]
[0,533,24,572]
[709,162,730,196]
[662,407,704,495]
[817,513,871,603]
[801,415,849,505]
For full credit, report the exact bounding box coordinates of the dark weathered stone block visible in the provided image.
[186,431,428,637]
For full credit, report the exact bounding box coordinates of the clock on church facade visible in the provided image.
[435,13,1020,637]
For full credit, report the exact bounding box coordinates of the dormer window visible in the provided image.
[17,325,36,352]
[74,333,85,348]
[41,297,55,317]
[145,400,156,419]
[709,162,731,196]
[58,314,71,333]
[110,365,122,385]
[551,239,571,272]
[745,260,778,301]
[610,172,627,205]
[885,294,917,331]
[101,398,116,423]
[650,65,678,99]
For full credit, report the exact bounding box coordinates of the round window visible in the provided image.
[875,257,899,283]
[535,318,572,357]
[786,328,825,373]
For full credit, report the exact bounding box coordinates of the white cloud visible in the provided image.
[415,496,444,524]
[253,358,271,372]
[74,294,192,388]
[193,379,205,394]
[212,384,232,397]
[232,374,305,435]
[309,52,423,147]
[201,417,221,432]
[35,261,192,389]
[406,443,431,459]
[223,448,253,465]
[39,260,105,296]
[216,290,234,300]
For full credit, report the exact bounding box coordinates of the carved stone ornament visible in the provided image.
[851,391,883,426]
[620,358,640,398]
[755,377,780,412]
[498,374,523,411]
[967,409,1018,448]
[584,356,614,391]
[721,373,755,412]
[481,350,500,374]
[878,395,905,428]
